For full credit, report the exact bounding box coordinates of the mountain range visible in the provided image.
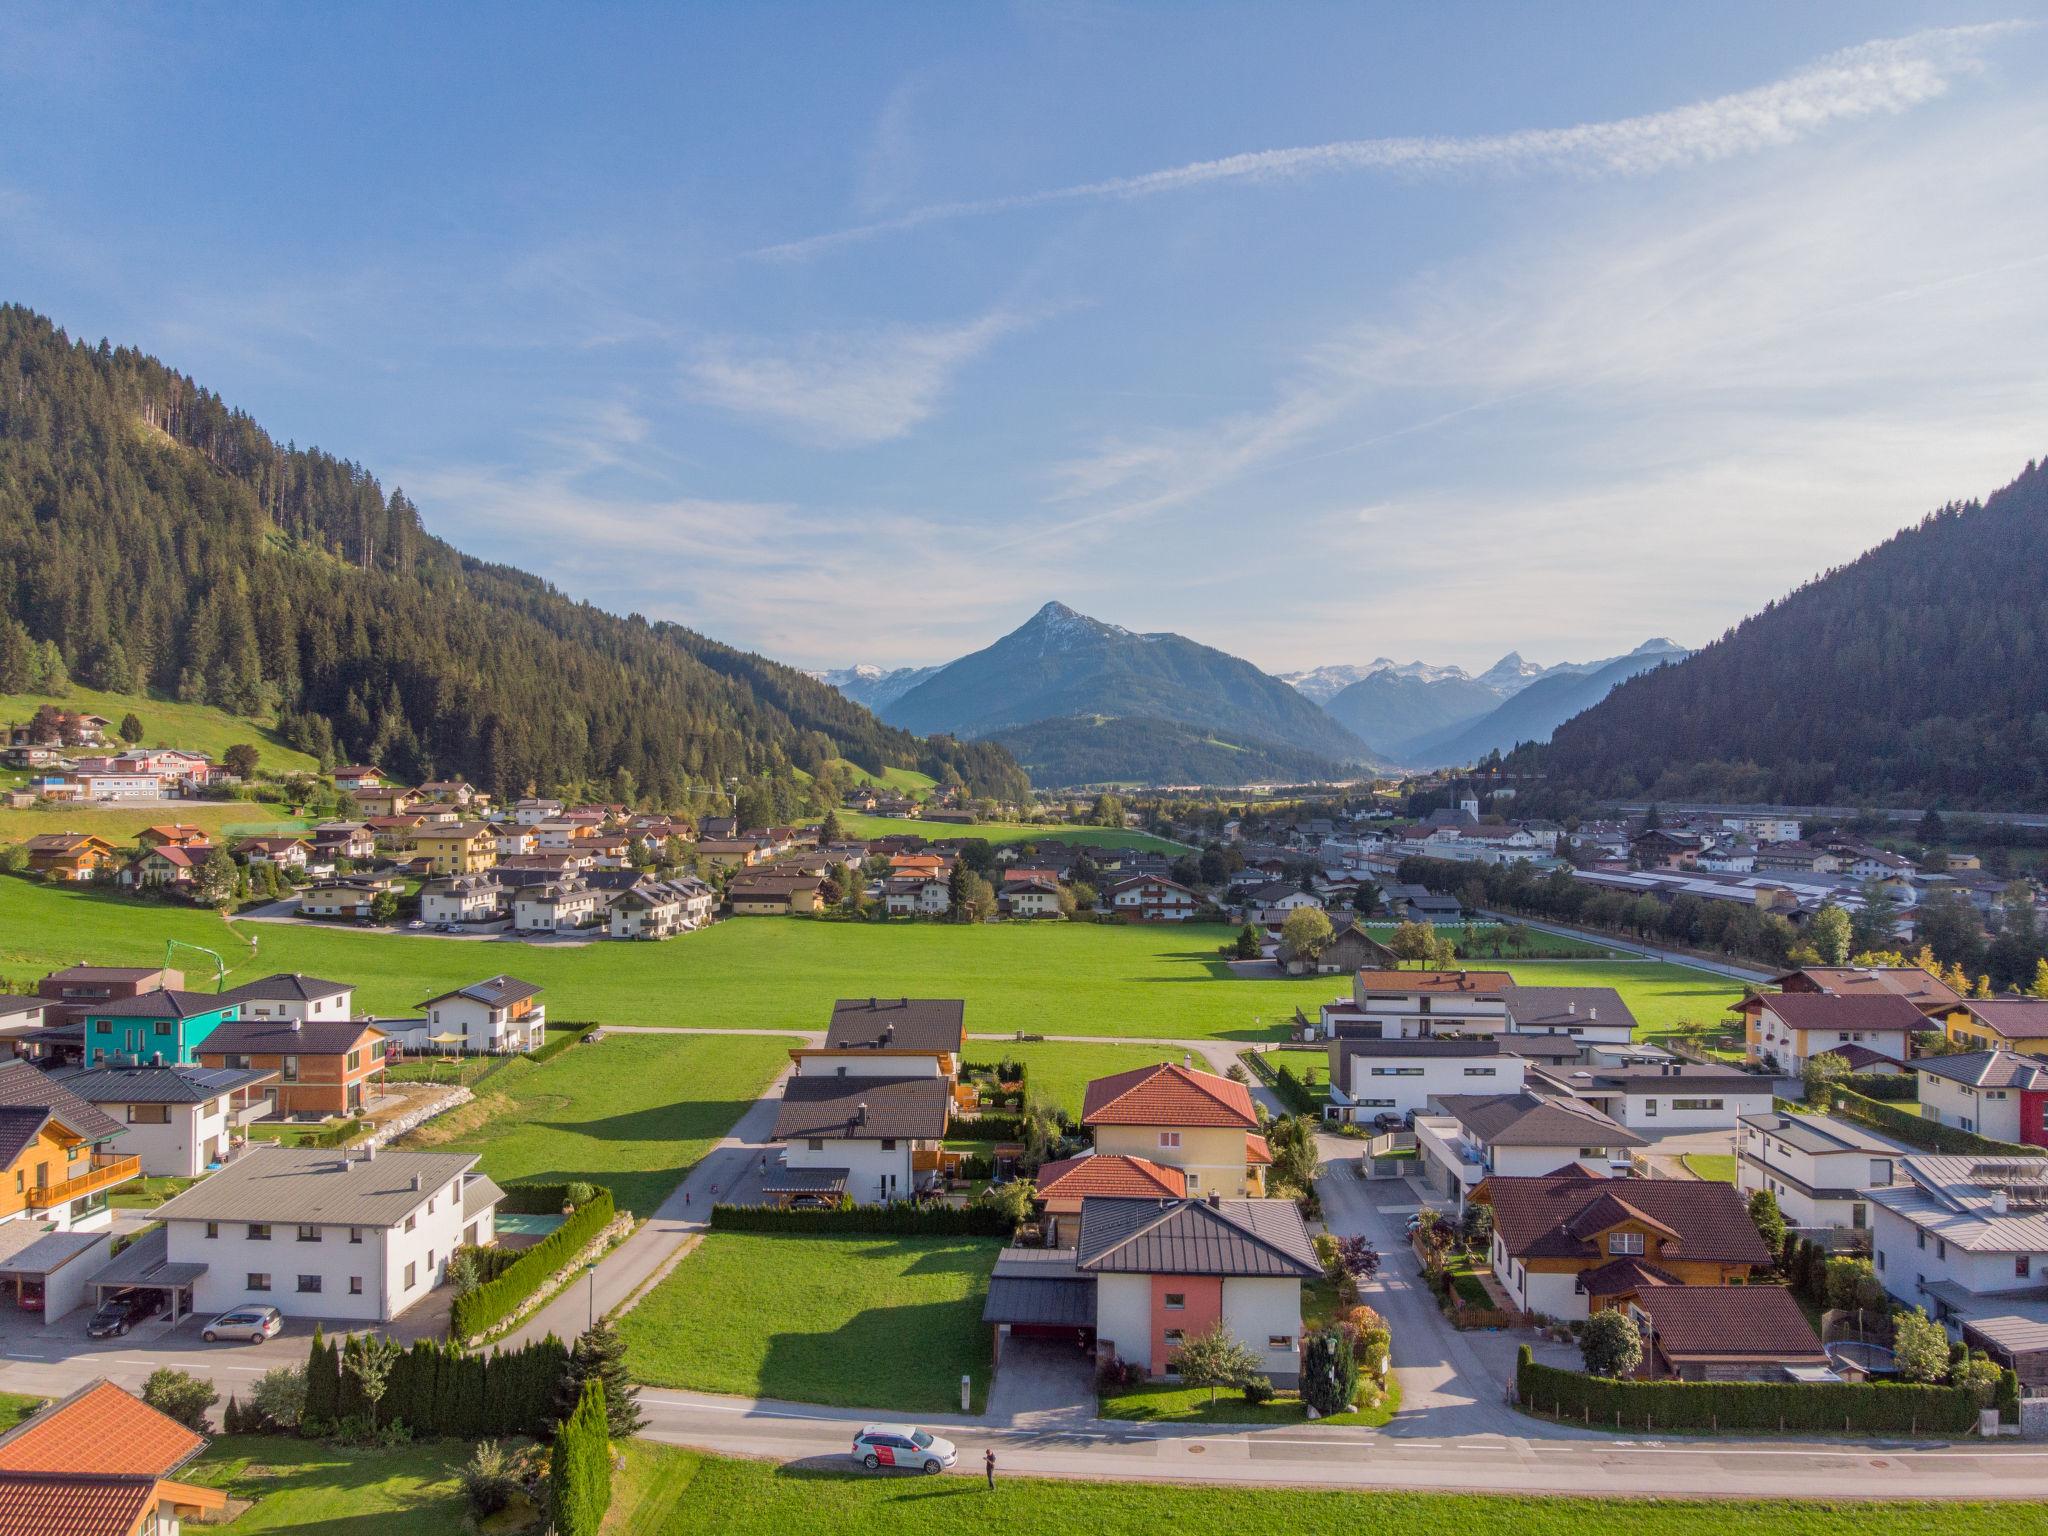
[803,662,942,713]
[1522,456,2048,809]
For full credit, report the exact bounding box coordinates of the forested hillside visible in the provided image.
[1518,457,2048,807]
[0,306,1027,807]
[986,714,1346,787]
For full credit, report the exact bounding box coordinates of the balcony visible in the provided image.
[911,1148,965,1176]
[24,1152,141,1209]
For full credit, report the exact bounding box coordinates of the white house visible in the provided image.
[1105,875,1200,922]
[608,882,684,940]
[413,976,547,1054]
[1529,1062,1774,1131]
[1005,878,1063,918]
[769,1073,950,1204]
[1244,881,1322,926]
[1737,1109,1901,1238]
[65,1064,277,1178]
[1722,814,1802,843]
[1744,992,1924,1075]
[419,874,508,925]
[513,798,564,826]
[883,877,951,917]
[216,973,353,1024]
[1348,969,1514,1038]
[1414,1091,1644,1209]
[298,883,378,920]
[149,1144,504,1322]
[513,878,601,933]
[1325,1038,1525,1122]
[1500,985,1638,1047]
[1913,1051,2048,1142]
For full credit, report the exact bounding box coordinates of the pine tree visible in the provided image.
[557,1320,645,1437]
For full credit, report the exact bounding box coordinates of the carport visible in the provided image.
[981,1247,1097,1365]
[0,1229,111,1326]
[87,1225,206,1325]
[761,1167,848,1207]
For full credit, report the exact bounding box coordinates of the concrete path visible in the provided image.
[1474,910,1774,982]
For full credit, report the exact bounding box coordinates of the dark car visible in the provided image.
[86,1289,161,1338]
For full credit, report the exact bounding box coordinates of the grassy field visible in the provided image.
[1682,1154,1738,1183]
[0,800,306,844]
[1102,1374,1400,1427]
[836,812,1190,853]
[0,686,321,774]
[189,1436,483,1533]
[619,1231,1001,1411]
[610,1445,2048,1535]
[831,759,938,796]
[966,1040,1195,1117]
[399,1032,795,1214]
[0,1390,41,1426]
[0,881,1747,1044]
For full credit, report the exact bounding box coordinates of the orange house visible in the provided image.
[0,1061,138,1229]
[195,1018,387,1117]
[21,833,118,880]
[0,1378,227,1535]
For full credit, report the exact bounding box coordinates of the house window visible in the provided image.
[247,1273,271,1291]
[1370,1067,1424,1077]
[1159,1132,1181,1149]
[1462,1068,1497,1077]
[1937,1239,1947,1260]
[427,1197,435,1215]
[1268,1335,1295,1351]
[880,1139,897,1152]
[405,1214,417,1233]
[350,1276,363,1294]
[349,1227,363,1244]
[1163,1328,1185,1346]
[204,1222,218,1240]
[297,1275,322,1294]
[154,1021,171,1036]
[1164,1292,1185,1310]
[281,1056,299,1083]
[404,1262,417,1289]
[1917,1229,1926,1250]
[298,1225,319,1242]
[248,1223,271,1241]
[2020,1256,2034,1279]
[807,1138,825,1152]
[1608,1231,1645,1255]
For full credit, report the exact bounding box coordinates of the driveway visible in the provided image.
[987,1335,1096,1426]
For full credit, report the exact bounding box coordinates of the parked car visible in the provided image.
[202,1304,284,1343]
[850,1424,956,1474]
[16,1279,43,1313]
[1370,1112,1401,1133]
[86,1289,162,1337]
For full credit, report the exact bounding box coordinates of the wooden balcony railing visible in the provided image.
[25,1153,141,1208]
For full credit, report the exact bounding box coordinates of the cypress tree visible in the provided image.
[302,1326,339,1428]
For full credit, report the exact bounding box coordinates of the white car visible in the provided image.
[202,1305,284,1343]
[850,1423,956,1474]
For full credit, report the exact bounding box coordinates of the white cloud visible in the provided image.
[751,23,2024,259]
[682,307,1031,447]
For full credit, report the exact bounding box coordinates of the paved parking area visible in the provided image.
[988,1335,1096,1425]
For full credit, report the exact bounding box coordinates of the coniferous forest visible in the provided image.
[0,306,1029,807]
[1515,455,2048,809]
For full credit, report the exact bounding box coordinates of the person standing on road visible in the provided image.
[984,1448,996,1489]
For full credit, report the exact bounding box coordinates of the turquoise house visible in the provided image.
[81,990,242,1067]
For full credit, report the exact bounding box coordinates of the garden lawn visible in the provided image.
[0,1391,42,1427]
[1102,1374,1400,1427]
[0,800,305,845]
[965,1040,1193,1118]
[108,1174,197,1209]
[608,1445,2048,1536]
[1682,1154,1738,1183]
[619,1230,1001,1411]
[187,1436,477,1533]
[399,1032,797,1214]
[0,881,1743,1045]
[835,812,1190,853]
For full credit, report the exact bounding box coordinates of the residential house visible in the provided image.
[492,822,537,858]
[0,995,48,1057]
[608,881,685,939]
[1282,921,1396,977]
[883,876,950,916]
[513,797,565,826]
[1075,1195,1321,1387]
[1629,829,1701,870]
[1004,877,1063,918]
[411,822,498,876]
[408,976,546,1055]
[1501,985,1639,1046]
[666,874,716,929]
[1105,875,1201,922]
[695,837,765,871]
[64,1064,276,1177]
[727,871,825,915]
[512,877,602,933]
[133,824,209,851]
[1031,1154,1186,1246]
[0,1378,228,1536]
[1722,814,1802,843]
[332,764,384,789]
[233,836,312,873]
[1869,1156,2048,1387]
[119,843,207,891]
[1082,1062,1269,1198]
[1769,964,1962,1019]
[79,992,241,1069]
[1946,998,2048,1060]
[791,999,966,1091]
[0,1061,137,1230]
[1474,1168,1773,1320]
[149,1144,503,1322]
[1751,840,1840,875]
[770,1073,952,1204]
[1741,991,1925,1074]
[67,771,163,801]
[1345,969,1515,1039]
[36,966,183,1023]
[1913,1051,2048,1144]
[196,1018,387,1117]
[21,833,118,880]
[1325,1037,1526,1122]
[298,883,379,920]
[419,874,508,926]
[416,779,480,807]
[1527,1061,1774,1130]
[1413,1091,1645,1208]
[1736,1110,1901,1240]
[216,973,355,1024]
[1245,880,1322,926]
[1609,1281,1829,1381]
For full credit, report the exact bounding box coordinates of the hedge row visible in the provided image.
[1241,1050,1318,1116]
[710,1201,1015,1235]
[497,1182,576,1215]
[305,1328,566,1438]
[452,1190,618,1339]
[550,1376,612,1536]
[1825,1085,2047,1158]
[950,1112,1030,1142]
[1840,1071,1917,1102]
[528,1022,600,1066]
[1516,1347,1979,1433]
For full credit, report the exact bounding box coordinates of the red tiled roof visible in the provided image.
[0,1379,202,1476]
[1575,1254,1683,1295]
[1082,1062,1257,1129]
[1634,1285,1827,1362]
[1244,1132,1273,1165]
[0,1474,154,1536]
[1035,1153,1186,1204]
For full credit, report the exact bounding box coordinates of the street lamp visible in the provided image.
[585,1261,598,1331]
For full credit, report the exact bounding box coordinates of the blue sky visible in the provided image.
[5,4,2046,675]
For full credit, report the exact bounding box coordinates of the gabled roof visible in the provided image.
[1501,985,1638,1033]
[1574,1254,1683,1295]
[1082,1062,1257,1129]
[73,990,235,1020]
[1435,1091,1644,1149]
[1756,991,1926,1033]
[826,998,965,1054]
[0,1061,123,1156]
[1035,1153,1187,1204]
[197,1018,384,1057]
[1952,998,2048,1040]
[1632,1285,1827,1362]
[416,975,543,1010]
[1477,1169,1771,1265]
[0,1376,203,1477]
[1075,1196,1320,1277]
[771,1074,950,1141]
[1770,965,1962,1011]
[216,972,352,1006]
[1916,1049,2048,1091]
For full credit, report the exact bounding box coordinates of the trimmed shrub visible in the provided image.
[1825,1085,2047,1158]
[949,1112,1030,1142]
[317,1333,567,1440]
[709,1202,1015,1236]
[498,1183,574,1215]
[527,1023,599,1066]
[451,1191,617,1340]
[549,1377,612,1536]
[1841,1071,1917,1101]
[1516,1350,1977,1433]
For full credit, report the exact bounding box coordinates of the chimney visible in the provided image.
[1183,1051,1192,1069]
[410,1172,422,1191]
[1567,1001,1576,1015]
[290,1018,302,1032]
[857,1101,869,1126]
[1206,1191,1221,1209]
[366,1142,377,1161]
[1992,1188,2011,1216]
[1588,1008,1597,1023]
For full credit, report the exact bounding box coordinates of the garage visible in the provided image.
[86,1225,205,1325]
[0,1228,112,1326]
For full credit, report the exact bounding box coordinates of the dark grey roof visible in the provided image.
[86,1223,207,1289]
[0,1230,106,1278]
[152,1145,478,1226]
[0,994,46,1020]
[1916,1051,2048,1091]
[65,1064,277,1105]
[1075,1197,1321,1278]
[462,1174,506,1220]
[1435,1091,1644,1149]
[983,1274,1098,1327]
[772,1075,950,1141]
[761,1167,849,1195]
[41,966,166,985]
[417,975,544,1010]
[75,990,237,1020]
[826,998,966,1054]
[1501,985,1639,1033]
[1549,1064,1766,1092]
[1493,1034,1581,1061]
[0,1060,123,1155]
[216,973,352,1006]
[198,1018,385,1057]
[1336,1037,1506,1060]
